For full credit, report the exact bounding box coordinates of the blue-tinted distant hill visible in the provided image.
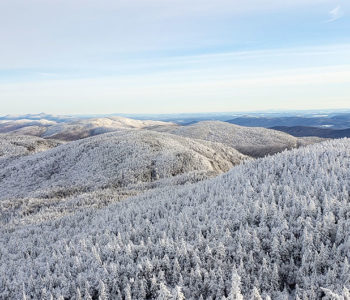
[272,126,350,138]
[226,114,350,129]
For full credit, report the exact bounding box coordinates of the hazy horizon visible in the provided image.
[2,107,350,118]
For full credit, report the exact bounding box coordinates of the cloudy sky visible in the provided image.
[0,0,349,114]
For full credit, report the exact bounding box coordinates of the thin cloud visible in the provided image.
[327,5,344,22]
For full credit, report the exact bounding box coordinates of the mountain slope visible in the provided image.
[0,134,62,159]
[1,139,349,299]
[152,120,303,157]
[0,129,245,201]
[0,119,56,135]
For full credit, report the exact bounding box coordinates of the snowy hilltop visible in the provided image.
[0,119,57,136]
[0,117,323,157]
[41,117,176,141]
[1,138,350,299]
[151,120,321,157]
[0,116,175,141]
[0,129,246,226]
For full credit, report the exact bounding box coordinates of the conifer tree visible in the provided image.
[172,286,185,300]
[157,282,172,300]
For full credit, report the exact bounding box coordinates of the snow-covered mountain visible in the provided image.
[0,116,175,141]
[41,117,176,141]
[0,134,62,159]
[0,117,324,158]
[1,139,349,299]
[0,119,56,136]
[0,129,245,202]
[151,120,311,157]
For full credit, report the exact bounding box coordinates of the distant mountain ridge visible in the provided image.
[0,113,75,122]
[151,120,318,157]
[40,116,176,141]
[0,116,176,141]
[0,117,319,158]
[3,111,350,129]
[272,126,350,138]
[0,119,57,133]
[226,114,350,129]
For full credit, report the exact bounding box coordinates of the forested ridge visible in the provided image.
[151,120,303,157]
[1,139,350,299]
[0,130,245,201]
[1,117,319,159]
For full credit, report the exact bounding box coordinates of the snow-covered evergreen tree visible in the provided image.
[1,138,350,299]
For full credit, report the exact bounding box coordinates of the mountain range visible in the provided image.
[0,115,349,299]
[1,137,349,299]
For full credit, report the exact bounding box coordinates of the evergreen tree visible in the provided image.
[157,282,172,300]
[99,280,108,300]
[250,287,263,300]
[228,268,244,300]
[124,284,132,300]
[172,286,185,300]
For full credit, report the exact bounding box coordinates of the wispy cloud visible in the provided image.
[327,5,344,22]
[1,0,350,113]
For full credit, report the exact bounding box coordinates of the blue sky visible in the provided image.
[0,0,349,114]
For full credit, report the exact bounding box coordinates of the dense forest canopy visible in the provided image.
[1,139,350,299]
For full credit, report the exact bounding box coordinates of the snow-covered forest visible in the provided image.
[0,129,245,200]
[1,136,350,299]
[0,134,62,159]
[0,117,174,141]
[0,117,322,157]
[2,0,350,296]
[152,121,305,157]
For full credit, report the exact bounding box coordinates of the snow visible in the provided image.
[0,117,323,159]
[0,119,57,137]
[0,134,62,159]
[151,121,305,157]
[1,138,350,299]
[0,119,56,126]
[41,117,176,140]
[0,129,246,202]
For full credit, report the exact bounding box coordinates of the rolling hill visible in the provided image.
[41,117,176,141]
[0,119,56,135]
[1,139,349,299]
[0,129,245,203]
[0,117,325,157]
[0,116,176,141]
[151,120,308,157]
